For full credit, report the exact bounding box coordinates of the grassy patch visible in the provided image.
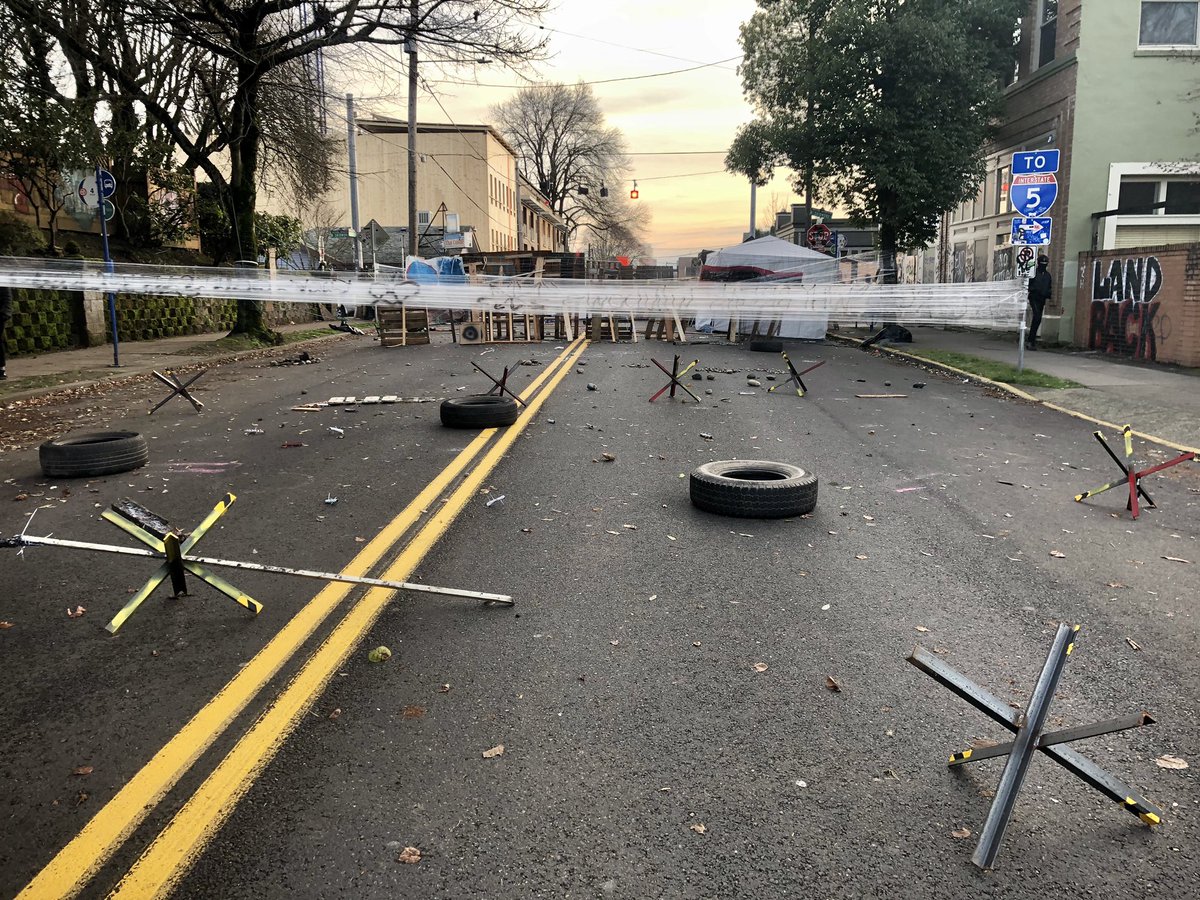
[904,348,1083,389]
[0,368,118,397]
[174,327,338,356]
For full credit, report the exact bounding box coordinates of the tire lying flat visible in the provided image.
[690,459,818,518]
[39,431,150,478]
[440,395,520,428]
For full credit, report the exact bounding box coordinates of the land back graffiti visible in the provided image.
[1088,256,1163,360]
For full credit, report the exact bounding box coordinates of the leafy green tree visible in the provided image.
[197,182,301,266]
[728,0,1023,281]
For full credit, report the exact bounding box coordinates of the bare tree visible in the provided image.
[492,82,636,241]
[4,0,550,338]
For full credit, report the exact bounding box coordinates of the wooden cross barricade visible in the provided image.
[649,355,701,403]
[908,625,1162,870]
[1074,425,1194,519]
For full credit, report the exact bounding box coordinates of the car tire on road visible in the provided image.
[690,459,818,518]
[38,431,150,478]
[750,339,783,353]
[440,395,520,428]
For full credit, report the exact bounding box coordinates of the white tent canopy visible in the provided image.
[698,236,834,339]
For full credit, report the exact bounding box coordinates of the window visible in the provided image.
[1166,180,1200,213]
[1139,2,1199,46]
[994,165,1012,215]
[1118,180,1158,213]
[1036,0,1058,68]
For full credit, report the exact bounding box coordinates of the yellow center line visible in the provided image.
[18,337,585,900]
[110,338,589,899]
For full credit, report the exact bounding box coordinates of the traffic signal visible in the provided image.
[630,180,638,200]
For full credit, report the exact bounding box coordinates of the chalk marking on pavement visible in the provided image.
[839,336,1200,456]
[16,337,584,900]
[108,339,590,899]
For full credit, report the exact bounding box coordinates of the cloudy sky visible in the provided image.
[347,0,798,262]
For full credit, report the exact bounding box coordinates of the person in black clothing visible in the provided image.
[1026,254,1052,350]
[0,285,12,378]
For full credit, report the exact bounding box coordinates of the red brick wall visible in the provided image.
[1075,244,1200,367]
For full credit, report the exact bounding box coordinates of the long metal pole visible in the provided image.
[407,0,419,259]
[96,165,119,367]
[748,180,756,240]
[972,623,1076,869]
[346,93,362,272]
[5,533,514,604]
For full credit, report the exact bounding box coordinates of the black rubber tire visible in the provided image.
[440,395,520,428]
[39,431,150,478]
[459,323,482,343]
[690,459,818,519]
[750,339,783,353]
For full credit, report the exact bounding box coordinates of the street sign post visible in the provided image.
[1011,216,1053,246]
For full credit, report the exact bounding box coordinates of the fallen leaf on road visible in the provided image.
[1049,550,1067,558]
[402,706,425,718]
[951,827,972,839]
[1155,755,1188,770]
[482,745,505,759]
[0,621,13,629]
[71,766,94,777]
[753,662,769,673]
[689,824,707,834]
[1162,556,1191,564]
[855,554,869,560]
[1126,638,1142,651]
[66,606,86,618]
[436,684,451,693]
[396,846,422,864]
[825,675,842,692]
[328,708,342,720]
[14,493,28,501]
[915,626,930,633]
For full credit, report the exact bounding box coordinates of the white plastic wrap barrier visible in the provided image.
[0,257,1024,328]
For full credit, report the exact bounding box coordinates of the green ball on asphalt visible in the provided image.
[368,645,392,663]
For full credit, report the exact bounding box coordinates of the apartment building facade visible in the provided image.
[942,0,1200,342]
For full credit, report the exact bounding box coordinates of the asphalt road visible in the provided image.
[1,332,1197,899]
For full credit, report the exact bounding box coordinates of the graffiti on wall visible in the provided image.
[1088,256,1163,360]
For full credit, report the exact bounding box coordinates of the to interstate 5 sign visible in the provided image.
[1011,149,1060,175]
[1010,173,1057,216]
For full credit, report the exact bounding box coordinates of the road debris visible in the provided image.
[1049,550,1067,558]
[328,426,345,437]
[66,605,86,618]
[402,706,425,718]
[71,765,94,777]
[1155,755,1188,770]
[825,675,842,692]
[0,621,13,629]
[368,646,392,663]
[485,494,506,507]
[243,426,264,435]
[328,708,342,720]
[855,394,907,399]
[396,846,422,864]
[324,495,338,506]
[753,662,769,673]
[915,626,930,633]
[482,744,505,759]
[586,383,598,391]
[1126,638,1142,651]
[951,827,972,839]
[602,452,616,462]
[437,684,451,693]
[747,379,762,387]
[689,823,707,834]
[1162,556,1191,564]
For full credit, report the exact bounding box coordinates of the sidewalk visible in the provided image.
[839,325,1200,453]
[0,322,351,405]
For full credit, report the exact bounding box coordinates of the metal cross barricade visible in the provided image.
[150,369,206,414]
[767,353,826,398]
[1074,425,1194,519]
[4,494,514,635]
[471,360,527,406]
[649,355,701,403]
[908,625,1161,870]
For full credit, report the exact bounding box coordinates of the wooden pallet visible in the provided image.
[378,306,430,347]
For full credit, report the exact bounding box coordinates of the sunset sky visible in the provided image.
[345,0,798,262]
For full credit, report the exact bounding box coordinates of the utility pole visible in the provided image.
[748,181,756,241]
[406,0,419,259]
[346,93,363,271]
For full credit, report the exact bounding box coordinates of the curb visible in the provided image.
[830,333,1200,456]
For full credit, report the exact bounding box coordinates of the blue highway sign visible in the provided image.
[1010,173,1057,216]
[1011,216,1053,246]
[1012,150,1060,175]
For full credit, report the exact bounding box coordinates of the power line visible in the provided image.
[535,25,741,71]
[425,56,742,90]
[628,150,729,156]
[635,170,729,181]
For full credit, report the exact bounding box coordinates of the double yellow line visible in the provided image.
[22,337,589,900]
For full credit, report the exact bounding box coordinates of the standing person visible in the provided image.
[1026,254,1052,350]
[0,285,12,378]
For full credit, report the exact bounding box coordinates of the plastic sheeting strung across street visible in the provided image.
[0,256,1025,328]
